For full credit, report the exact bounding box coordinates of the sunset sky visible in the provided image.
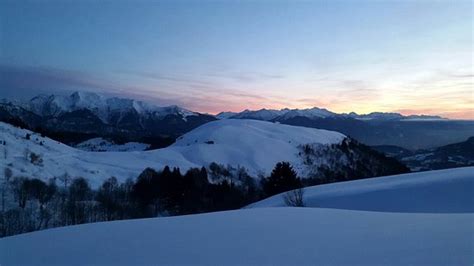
[1,0,472,119]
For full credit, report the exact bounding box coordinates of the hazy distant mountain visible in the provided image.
[217,108,474,149]
[217,107,338,120]
[217,108,445,121]
[373,137,474,171]
[0,91,216,147]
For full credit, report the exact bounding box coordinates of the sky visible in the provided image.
[0,0,472,119]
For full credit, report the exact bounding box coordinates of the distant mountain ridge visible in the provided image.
[0,91,216,147]
[217,107,445,121]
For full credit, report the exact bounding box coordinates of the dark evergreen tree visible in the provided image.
[262,162,301,197]
[181,167,208,214]
[131,168,160,217]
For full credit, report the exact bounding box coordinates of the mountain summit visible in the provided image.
[27,91,197,123]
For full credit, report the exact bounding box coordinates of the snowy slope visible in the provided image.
[1,207,472,265]
[0,119,345,187]
[172,119,344,175]
[249,167,474,213]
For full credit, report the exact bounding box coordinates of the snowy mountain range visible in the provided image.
[26,91,198,123]
[2,91,473,150]
[217,107,445,121]
[0,91,216,147]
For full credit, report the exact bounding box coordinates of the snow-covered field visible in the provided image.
[1,167,473,265]
[249,167,474,213]
[1,208,471,266]
[0,120,344,187]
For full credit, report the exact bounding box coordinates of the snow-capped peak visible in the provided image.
[23,91,198,122]
[279,107,336,120]
[218,107,337,120]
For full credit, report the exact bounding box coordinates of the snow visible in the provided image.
[1,165,472,265]
[0,119,345,187]
[74,138,150,152]
[226,107,336,120]
[215,111,238,119]
[0,208,472,265]
[249,167,474,213]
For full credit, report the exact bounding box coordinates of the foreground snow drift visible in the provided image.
[2,168,472,265]
[1,208,472,266]
[0,120,344,187]
[250,167,474,213]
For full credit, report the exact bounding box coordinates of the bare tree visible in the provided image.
[11,177,28,209]
[283,188,305,207]
[2,167,13,212]
[58,172,71,189]
[3,141,7,160]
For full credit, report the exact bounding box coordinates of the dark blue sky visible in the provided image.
[0,0,472,118]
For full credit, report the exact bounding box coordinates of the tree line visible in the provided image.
[1,162,302,237]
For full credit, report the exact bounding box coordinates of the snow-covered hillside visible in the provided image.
[172,118,345,175]
[2,167,473,265]
[249,167,474,213]
[0,120,345,187]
